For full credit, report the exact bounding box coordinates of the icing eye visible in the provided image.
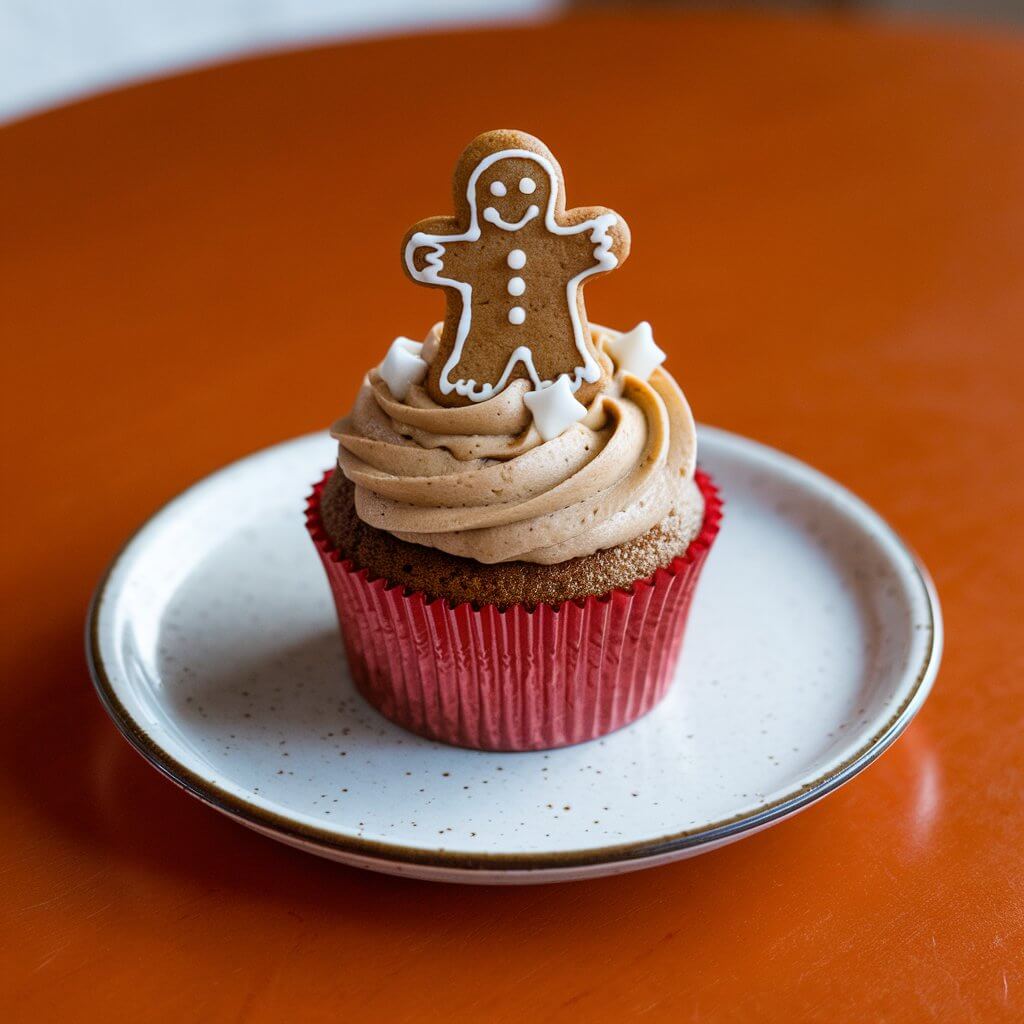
[489,181,507,197]
[519,177,537,194]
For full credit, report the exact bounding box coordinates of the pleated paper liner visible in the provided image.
[307,471,722,751]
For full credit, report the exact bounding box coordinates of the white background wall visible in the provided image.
[0,0,558,124]
[1,0,1019,125]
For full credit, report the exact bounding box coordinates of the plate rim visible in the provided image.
[86,426,943,872]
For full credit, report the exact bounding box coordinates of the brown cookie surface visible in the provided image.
[403,129,630,409]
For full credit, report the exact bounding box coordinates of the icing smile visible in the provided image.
[483,205,540,231]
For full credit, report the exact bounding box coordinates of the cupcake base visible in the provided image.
[317,470,709,610]
[306,471,722,751]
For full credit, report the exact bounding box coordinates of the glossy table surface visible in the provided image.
[2,11,1022,1022]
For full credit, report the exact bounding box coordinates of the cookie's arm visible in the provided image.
[402,217,468,286]
[561,207,631,275]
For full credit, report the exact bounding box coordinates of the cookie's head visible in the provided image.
[453,130,565,232]
[474,153,554,233]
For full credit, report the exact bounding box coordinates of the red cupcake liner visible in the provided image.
[306,470,722,751]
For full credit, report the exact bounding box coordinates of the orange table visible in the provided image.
[3,11,1022,1021]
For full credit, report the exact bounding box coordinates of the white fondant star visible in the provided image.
[379,337,428,401]
[523,376,588,441]
[606,321,667,381]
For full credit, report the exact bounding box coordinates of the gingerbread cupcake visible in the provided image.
[307,129,721,751]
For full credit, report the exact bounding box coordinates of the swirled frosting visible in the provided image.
[331,325,702,565]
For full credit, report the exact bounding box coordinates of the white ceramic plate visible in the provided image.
[87,427,941,884]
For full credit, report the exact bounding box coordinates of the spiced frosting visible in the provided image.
[330,324,702,566]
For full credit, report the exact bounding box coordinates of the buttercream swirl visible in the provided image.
[331,325,701,565]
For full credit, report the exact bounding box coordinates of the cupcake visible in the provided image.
[307,129,721,751]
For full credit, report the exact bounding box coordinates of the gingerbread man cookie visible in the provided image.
[403,129,631,409]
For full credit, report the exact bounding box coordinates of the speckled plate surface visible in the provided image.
[87,427,941,884]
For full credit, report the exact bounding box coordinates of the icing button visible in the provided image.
[379,337,428,400]
[507,277,526,297]
[508,306,526,325]
[524,376,588,441]
[507,249,527,270]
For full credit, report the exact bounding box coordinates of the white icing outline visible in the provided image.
[404,148,619,402]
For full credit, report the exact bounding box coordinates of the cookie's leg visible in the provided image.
[529,329,592,389]
[448,343,537,401]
